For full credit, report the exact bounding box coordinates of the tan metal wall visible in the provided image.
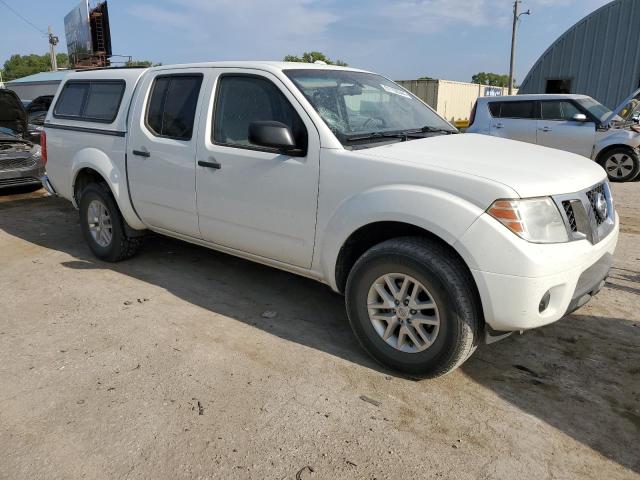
[393,80,440,110]
[396,79,514,123]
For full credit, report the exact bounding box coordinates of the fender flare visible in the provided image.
[593,131,640,160]
[315,185,485,290]
[71,148,146,230]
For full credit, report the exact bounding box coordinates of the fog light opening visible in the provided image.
[539,291,551,313]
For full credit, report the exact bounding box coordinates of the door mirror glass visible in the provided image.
[249,121,297,152]
[572,113,587,122]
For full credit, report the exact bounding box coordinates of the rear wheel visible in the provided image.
[79,183,142,262]
[598,147,640,182]
[345,237,481,377]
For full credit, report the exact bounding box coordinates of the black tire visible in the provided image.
[78,182,142,262]
[345,237,481,377]
[598,146,640,182]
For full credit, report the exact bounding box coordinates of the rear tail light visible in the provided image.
[468,102,477,126]
[41,130,47,165]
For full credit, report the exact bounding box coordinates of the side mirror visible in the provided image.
[631,112,640,124]
[572,113,587,122]
[249,121,298,153]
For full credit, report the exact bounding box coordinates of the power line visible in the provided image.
[0,0,47,36]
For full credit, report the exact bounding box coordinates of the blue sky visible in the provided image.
[1,0,611,83]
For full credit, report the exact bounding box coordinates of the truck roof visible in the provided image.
[66,61,370,80]
[477,93,592,102]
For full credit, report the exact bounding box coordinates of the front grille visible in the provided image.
[0,177,39,187]
[585,183,607,225]
[0,156,38,171]
[555,181,614,245]
[562,201,578,232]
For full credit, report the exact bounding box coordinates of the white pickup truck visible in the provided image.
[41,62,619,377]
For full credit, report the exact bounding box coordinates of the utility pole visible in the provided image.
[508,1,530,95]
[48,26,59,71]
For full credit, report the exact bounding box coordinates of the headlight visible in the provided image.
[30,144,42,158]
[487,197,568,243]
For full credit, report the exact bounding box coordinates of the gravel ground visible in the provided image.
[0,183,638,480]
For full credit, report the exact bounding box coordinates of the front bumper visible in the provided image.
[456,211,619,332]
[564,252,611,314]
[0,165,45,188]
[0,154,45,188]
[40,174,57,195]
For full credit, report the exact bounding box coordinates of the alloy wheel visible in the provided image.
[367,273,440,353]
[87,199,113,247]
[605,153,634,179]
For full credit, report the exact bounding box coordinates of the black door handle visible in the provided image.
[198,160,222,169]
[132,149,150,157]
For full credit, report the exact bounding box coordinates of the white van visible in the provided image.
[467,90,640,182]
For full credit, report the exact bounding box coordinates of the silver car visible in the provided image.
[0,89,45,189]
[467,88,640,182]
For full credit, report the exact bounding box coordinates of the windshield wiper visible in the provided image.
[344,125,458,144]
[412,125,458,135]
[344,131,409,143]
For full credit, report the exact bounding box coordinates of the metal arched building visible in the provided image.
[519,0,640,108]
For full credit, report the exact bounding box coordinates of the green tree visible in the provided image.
[417,76,436,81]
[1,53,69,81]
[125,59,161,67]
[471,72,512,88]
[283,51,347,66]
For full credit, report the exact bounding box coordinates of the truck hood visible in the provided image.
[363,133,606,198]
[0,89,28,138]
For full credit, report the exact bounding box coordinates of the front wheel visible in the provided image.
[345,237,481,377]
[598,147,640,182]
[79,183,142,262]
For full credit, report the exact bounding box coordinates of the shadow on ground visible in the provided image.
[1,194,639,473]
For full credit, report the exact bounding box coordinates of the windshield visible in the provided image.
[576,98,612,123]
[284,69,456,147]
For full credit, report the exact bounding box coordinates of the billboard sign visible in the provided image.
[64,1,92,64]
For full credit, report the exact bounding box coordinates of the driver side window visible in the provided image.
[212,75,307,152]
[541,101,581,121]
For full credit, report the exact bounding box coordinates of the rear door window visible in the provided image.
[145,74,203,140]
[54,80,125,123]
[490,101,537,119]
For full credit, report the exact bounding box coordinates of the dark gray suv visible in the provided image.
[0,89,45,189]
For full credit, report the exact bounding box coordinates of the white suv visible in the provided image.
[467,90,640,182]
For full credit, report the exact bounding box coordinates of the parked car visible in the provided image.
[467,89,640,182]
[41,63,618,376]
[0,89,45,189]
[23,95,54,145]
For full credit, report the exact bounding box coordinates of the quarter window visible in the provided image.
[540,101,581,121]
[54,80,125,123]
[146,75,203,140]
[213,75,307,152]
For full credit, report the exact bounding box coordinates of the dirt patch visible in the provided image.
[0,186,638,479]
